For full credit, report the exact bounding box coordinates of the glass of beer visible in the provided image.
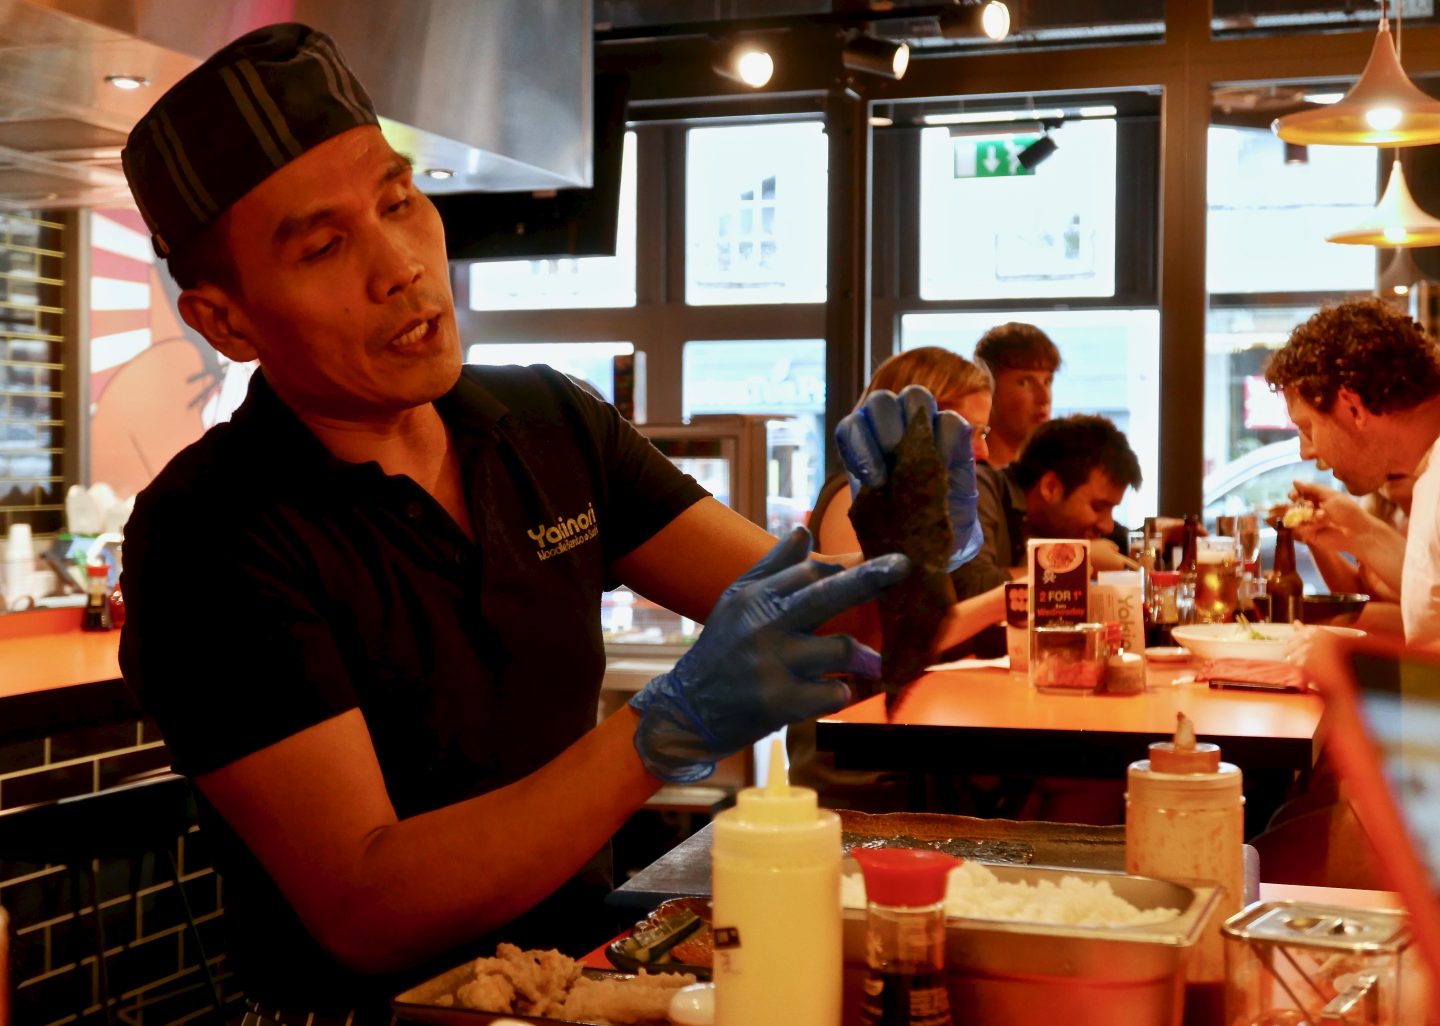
[1238,511,1262,567]
[1195,535,1241,623]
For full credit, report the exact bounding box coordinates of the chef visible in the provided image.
[117,23,980,1023]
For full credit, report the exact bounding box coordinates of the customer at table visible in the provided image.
[974,321,1060,469]
[795,349,1008,808]
[813,346,1006,639]
[115,24,979,1023]
[952,414,1144,602]
[1265,298,1440,644]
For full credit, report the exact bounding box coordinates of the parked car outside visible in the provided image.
[1202,438,1340,593]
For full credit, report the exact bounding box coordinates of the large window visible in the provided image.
[919,118,1119,301]
[1207,127,1377,295]
[685,123,829,306]
[467,133,638,311]
[466,341,635,404]
[1,212,66,534]
[683,338,826,532]
[1204,122,1378,497]
[901,309,1160,528]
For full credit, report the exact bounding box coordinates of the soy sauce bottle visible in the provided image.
[851,848,957,1026]
[82,563,112,631]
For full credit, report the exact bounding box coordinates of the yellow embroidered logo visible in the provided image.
[527,503,599,561]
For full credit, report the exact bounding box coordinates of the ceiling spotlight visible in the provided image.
[713,41,775,88]
[104,74,150,90]
[939,1,1011,42]
[843,35,910,80]
[422,168,456,180]
[1017,130,1058,170]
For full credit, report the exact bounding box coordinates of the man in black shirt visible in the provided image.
[117,23,979,1022]
[952,415,1143,602]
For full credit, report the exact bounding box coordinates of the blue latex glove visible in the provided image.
[629,528,910,784]
[834,384,983,573]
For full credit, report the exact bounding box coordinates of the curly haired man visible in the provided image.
[1265,298,1440,644]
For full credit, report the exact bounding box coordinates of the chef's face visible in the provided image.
[192,126,462,422]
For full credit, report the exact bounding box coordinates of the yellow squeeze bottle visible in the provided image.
[711,737,842,1026]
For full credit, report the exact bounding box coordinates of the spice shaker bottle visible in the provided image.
[712,737,842,1026]
[1126,713,1244,1024]
[83,562,113,631]
[850,848,958,1026]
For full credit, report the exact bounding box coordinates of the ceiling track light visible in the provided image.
[1273,9,1440,146]
[1017,121,1061,170]
[939,1,1011,42]
[842,33,910,80]
[712,40,775,89]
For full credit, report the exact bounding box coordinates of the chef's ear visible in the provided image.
[178,285,258,363]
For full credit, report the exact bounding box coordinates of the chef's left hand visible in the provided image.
[834,385,983,572]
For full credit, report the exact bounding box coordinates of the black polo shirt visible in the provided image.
[119,365,707,1015]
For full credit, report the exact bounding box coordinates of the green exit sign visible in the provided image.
[953,136,1038,178]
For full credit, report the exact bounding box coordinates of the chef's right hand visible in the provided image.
[629,528,909,784]
[834,385,983,572]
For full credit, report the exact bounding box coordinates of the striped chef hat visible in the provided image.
[121,23,378,259]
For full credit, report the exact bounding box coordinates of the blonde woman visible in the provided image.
[814,347,993,549]
[790,348,1006,809]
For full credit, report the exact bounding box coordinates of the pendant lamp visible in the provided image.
[1379,246,1425,295]
[1273,13,1440,146]
[1328,159,1440,246]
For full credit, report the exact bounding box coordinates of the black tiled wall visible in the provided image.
[0,719,242,1026]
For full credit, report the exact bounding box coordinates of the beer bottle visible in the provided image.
[1264,525,1305,623]
[1179,514,1200,575]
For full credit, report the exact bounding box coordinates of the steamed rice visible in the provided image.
[842,860,1181,927]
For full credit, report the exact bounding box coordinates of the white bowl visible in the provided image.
[1170,622,1365,663]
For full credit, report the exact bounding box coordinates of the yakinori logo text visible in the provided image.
[527,503,599,561]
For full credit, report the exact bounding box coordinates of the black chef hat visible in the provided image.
[122,22,378,259]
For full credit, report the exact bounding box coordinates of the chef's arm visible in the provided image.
[197,704,657,976]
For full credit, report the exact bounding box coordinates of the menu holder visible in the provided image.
[1026,539,1090,689]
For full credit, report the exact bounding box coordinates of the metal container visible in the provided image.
[841,862,1219,1026]
[1030,622,1107,694]
[1223,901,1426,1026]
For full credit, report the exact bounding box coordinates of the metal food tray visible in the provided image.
[839,862,1220,1026]
[393,963,696,1026]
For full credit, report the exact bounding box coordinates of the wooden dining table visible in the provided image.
[815,659,1323,782]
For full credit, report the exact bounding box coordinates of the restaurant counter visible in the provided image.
[0,607,137,744]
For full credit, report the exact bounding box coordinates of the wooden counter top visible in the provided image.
[2,628,122,700]
[0,613,133,742]
[817,661,1323,778]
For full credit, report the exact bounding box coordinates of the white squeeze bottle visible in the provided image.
[1125,712,1245,1026]
[711,737,842,1026]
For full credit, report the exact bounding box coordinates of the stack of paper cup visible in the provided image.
[3,522,33,607]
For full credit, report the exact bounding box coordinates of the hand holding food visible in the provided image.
[629,528,909,783]
[835,385,983,571]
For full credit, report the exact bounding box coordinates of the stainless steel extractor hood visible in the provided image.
[0,0,593,211]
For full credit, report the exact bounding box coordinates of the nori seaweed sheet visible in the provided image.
[847,411,957,716]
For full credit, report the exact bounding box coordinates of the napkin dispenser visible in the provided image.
[1223,901,1427,1026]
